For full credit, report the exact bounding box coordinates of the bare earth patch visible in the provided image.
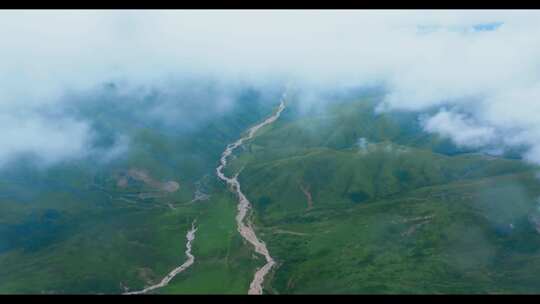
[116,168,180,193]
[162,181,180,192]
[273,229,309,236]
[117,177,128,188]
[299,183,314,211]
[399,214,435,237]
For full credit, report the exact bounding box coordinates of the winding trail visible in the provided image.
[123,220,198,295]
[216,91,287,295]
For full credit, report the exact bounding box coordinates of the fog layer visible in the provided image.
[2,10,540,166]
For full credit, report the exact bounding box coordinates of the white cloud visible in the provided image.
[0,113,91,166]
[422,110,497,148]
[2,10,540,166]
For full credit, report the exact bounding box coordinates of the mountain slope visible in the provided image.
[225,94,540,294]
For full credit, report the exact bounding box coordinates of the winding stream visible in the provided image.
[123,220,198,295]
[216,91,287,295]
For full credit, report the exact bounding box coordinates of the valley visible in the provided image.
[2,87,540,294]
[215,91,286,294]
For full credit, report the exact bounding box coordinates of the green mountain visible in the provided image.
[2,87,540,294]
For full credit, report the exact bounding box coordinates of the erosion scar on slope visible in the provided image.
[123,220,198,295]
[299,183,314,210]
[216,90,287,295]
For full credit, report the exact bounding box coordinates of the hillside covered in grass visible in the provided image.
[2,87,540,294]
[227,93,540,294]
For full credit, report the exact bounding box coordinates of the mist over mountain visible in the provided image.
[2,10,540,168]
[3,10,540,295]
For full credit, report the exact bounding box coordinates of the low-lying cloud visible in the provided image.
[422,110,497,149]
[2,10,540,167]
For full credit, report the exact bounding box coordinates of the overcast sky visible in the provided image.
[2,10,540,167]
